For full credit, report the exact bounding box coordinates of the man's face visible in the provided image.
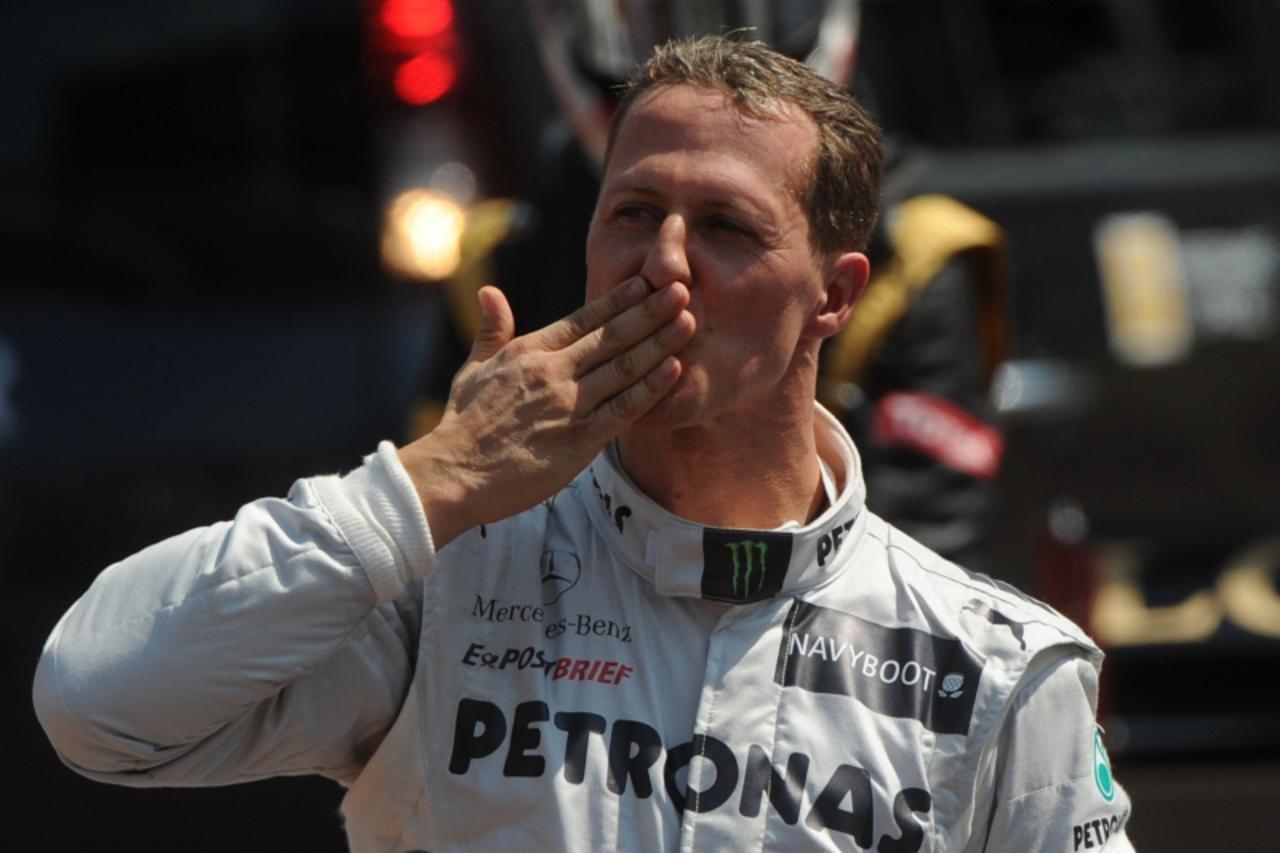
[586,84,835,430]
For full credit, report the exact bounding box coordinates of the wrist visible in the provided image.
[397,431,475,550]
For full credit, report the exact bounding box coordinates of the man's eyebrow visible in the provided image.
[602,179,660,198]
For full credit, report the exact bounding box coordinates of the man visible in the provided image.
[34,36,1133,851]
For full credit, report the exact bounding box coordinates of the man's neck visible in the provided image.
[616,402,824,531]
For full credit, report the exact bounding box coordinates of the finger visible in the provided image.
[566,282,690,376]
[577,308,695,409]
[589,356,683,432]
[467,286,515,364]
[529,277,651,351]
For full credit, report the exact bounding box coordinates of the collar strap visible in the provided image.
[583,405,867,603]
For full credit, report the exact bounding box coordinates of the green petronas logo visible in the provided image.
[1093,728,1116,802]
[726,540,769,598]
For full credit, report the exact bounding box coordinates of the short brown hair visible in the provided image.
[604,34,884,254]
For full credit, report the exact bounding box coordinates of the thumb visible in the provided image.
[467,285,515,363]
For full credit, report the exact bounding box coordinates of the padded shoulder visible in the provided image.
[868,515,1100,668]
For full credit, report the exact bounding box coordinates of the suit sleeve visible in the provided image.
[32,441,436,787]
[976,654,1135,852]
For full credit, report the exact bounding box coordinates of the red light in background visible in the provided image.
[366,0,462,106]
[394,52,458,105]
[382,0,453,39]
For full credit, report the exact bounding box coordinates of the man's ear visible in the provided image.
[804,251,870,340]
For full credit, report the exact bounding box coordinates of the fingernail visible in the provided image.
[628,278,649,298]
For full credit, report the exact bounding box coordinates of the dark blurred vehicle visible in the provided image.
[872,1,1280,763]
[4,1,1279,850]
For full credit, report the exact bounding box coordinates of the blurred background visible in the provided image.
[3,1,1278,849]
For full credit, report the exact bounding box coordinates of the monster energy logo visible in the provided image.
[726,540,769,598]
[701,528,792,603]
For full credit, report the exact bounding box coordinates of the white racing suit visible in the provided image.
[34,407,1133,852]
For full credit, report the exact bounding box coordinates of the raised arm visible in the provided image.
[32,454,430,786]
[33,277,694,787]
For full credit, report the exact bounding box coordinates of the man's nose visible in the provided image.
[639,214,691,288]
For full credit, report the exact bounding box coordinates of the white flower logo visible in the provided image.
[938,673,965,699]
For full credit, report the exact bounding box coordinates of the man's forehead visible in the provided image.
[606,84,818,198]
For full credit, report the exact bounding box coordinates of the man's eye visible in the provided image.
[614,205,656,223]
[708,217,754,238]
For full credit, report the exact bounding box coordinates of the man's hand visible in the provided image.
[398,277,695,548]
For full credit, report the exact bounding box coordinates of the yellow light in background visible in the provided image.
[381,189,466,280]
[1094,212,1193,367]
